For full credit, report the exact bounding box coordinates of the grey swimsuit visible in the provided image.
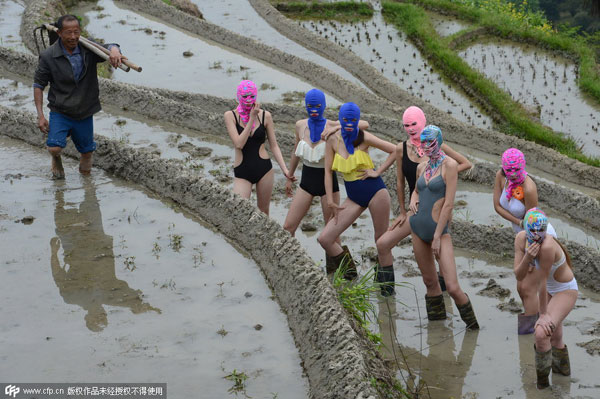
[409,174,449,243]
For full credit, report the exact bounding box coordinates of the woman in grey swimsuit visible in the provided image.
[409,126,479,329]
[514,208,577,389]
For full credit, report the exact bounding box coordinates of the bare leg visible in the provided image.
[255,169,275,215]
[48,147,65,179]
[233,178,252,199]
[517,271,540,315]
[412,233,441,297]
[320,191,342,245]
[283,187,313,235]
[436,234,468,306]
[79,151,93,175]
[368,189,391,243]
[535,290,578,352]
[376,215,412,266]
[318,198,364,256]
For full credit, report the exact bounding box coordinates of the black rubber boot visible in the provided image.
[425,294,446,320]
[552,345,571,376]
[457,296,480,330]
[375,265,395,297]
[341,245,357,280]
[518,313,539,335]
[325,253,336,274]
[327,246,357,280]
[438,272,446,292]
[535,345,552,389]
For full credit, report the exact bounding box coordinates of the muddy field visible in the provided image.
[2,0,600,398]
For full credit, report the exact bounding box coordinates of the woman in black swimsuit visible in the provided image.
[375,106,471,296]
[224,80,291,215]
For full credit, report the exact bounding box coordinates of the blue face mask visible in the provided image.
[305,89,327,143]
[338,102,360,154]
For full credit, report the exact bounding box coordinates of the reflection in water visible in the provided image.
[378,299,479,398]
[50,179,160,332]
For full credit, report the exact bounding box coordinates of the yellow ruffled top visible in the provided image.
[332,149,374,181]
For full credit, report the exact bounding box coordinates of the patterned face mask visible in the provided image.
[524,207,548,245]
[501,148,527,201]
[402,106,426,157]
[305,89,327,143]
[420,125,446,180]
[236,80,258,127]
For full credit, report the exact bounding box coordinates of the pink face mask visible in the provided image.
[402,106,426,157]
[502,148,527,200]
[236,80,257,126]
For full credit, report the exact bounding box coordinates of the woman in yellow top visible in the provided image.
[317,102,396,280]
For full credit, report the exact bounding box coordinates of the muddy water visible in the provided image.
[459,39,600,157]
[0,136,308,398]
[296,0,493,128]
[190,0,367,89]
[376,245,600,399]
[0,0,29,53]
[427,11,471,37]
[70,0,339,105]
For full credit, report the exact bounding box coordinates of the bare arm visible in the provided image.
[523,177,538,211]
[324,134,337,207]
[434,158,457,239]
[363,131,397,176]
[395,142,406,213]
[223,109,256,149]
[493,170,521,225]
[288,120,303,176]
[264,111,290,177]
[441,143,472,173]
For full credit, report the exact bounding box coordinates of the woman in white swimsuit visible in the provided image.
[493,148,556,334]
[513,208,577,389]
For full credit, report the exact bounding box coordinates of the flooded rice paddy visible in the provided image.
[71,0,339,105]
[427,11,471,37]
[459,38,600,157]
[190,0,367,89]
[0,136,309,399]
[296,0,494,128]
[0,0,28,53]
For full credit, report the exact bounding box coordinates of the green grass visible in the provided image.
[382,1,600,167]
[275,1,374,21]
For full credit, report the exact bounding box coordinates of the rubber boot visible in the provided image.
[341,245,357,280]
[375,265,395,297]
[535,345,552,389]
[518,313,539,335]
[552,345,571,376]
[457,296,480,330]
[438,272,446,292]
[425,294,446,320]
[325,253,336,274]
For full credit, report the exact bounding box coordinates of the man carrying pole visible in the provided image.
[33,14,125,179]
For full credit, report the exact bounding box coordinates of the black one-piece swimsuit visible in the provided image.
[233,111,273,184]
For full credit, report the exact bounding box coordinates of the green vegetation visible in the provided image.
[275,1,374,21]
[399,0,600,107]
[161,0,172,5]
[382,1,600,167]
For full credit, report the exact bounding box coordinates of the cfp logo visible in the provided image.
[4,385,20,398]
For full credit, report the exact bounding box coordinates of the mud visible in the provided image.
[116,0,395,116]
[0,0,29,53]
[426,10,470,37]
[576,339,600,356]
[0,136,308,398]
[0,104,396,399]
[249,0,600,191]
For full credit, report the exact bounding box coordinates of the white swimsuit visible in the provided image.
[499,180,556,236]
[295,126,326,168]
[533,250,578,295]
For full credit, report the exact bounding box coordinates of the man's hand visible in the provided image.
[38,114,49,134]
[109,47,125,68]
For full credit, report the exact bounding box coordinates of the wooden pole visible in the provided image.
[42,24,142,73]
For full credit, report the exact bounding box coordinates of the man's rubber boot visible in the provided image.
[535,345,552,389]
[457,296,480,330]
[552,345,571,376]
[518,313,539,335]
[425,294,446,320]
[438,272,446,292]
[375,265,395,297]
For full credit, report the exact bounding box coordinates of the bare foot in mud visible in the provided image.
[79,152,93,175]
[51,154,65,180]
